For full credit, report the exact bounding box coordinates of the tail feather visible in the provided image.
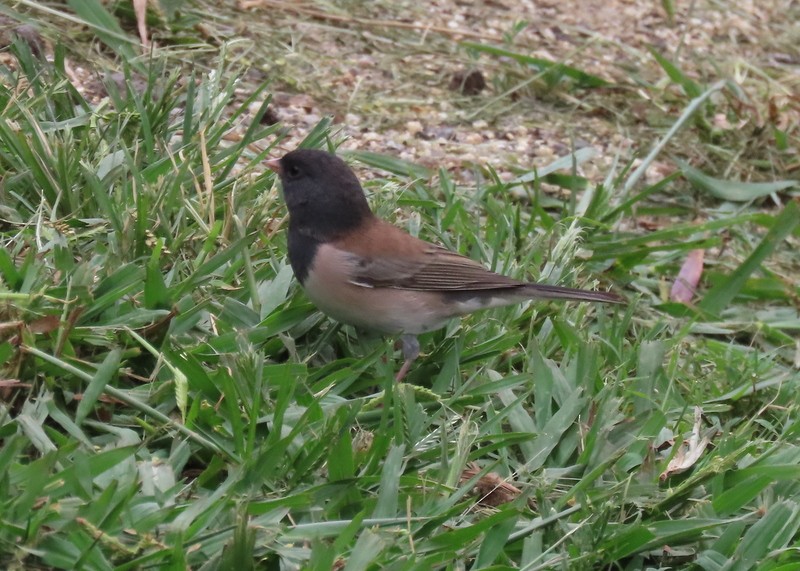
[521,283,625,304]
[445,283,624,315]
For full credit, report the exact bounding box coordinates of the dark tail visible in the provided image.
[522,283,625,304]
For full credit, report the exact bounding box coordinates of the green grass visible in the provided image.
[2,2,800,570]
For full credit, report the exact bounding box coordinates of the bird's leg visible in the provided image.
[395,334,420,382]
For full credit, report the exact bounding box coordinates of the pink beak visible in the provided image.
[265,158,282,175]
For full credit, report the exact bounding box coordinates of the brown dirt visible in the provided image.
[3,1,798,183]
[228,0,799,184]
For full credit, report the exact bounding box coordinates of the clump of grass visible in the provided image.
[2,3,800,570]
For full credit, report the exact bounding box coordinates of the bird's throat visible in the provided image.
[287,224,321,284]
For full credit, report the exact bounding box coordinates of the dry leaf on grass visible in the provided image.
[671,249,704,303]
[660,407,711,481]
[28,315,60,334]
[133,0,149,47]
[460,463,533,508]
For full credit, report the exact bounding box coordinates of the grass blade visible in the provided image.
[699,201,800,315]
[75,348,121,425]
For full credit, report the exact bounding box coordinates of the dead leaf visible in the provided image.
[287,93,316,113]
[133,0,149,47]
[28,315,60,334]
[671,249,704,303]
[660,407,710,481]
[449,69,487,95]
[460,463,530,508]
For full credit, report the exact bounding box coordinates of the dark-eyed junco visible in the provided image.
[266,149,623,381]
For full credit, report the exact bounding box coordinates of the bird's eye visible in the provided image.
[286,165,301,178]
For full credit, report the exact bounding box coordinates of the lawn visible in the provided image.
[1,1,799,569]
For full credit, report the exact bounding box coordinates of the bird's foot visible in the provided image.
[394,334,420,382]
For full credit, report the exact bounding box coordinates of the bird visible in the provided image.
[266,149,624,381]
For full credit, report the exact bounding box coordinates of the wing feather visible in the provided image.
[346,245,526,291]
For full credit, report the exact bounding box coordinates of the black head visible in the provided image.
[267,149,373,240]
